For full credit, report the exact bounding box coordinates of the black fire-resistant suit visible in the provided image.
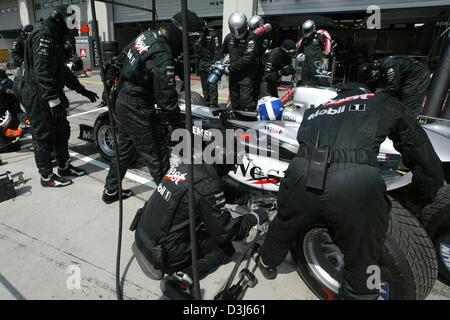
[198,29,222,108]
[379,56,431,116]
[21,18,95,177]
[222,32,258,111]
[254,31,271,99]
[260,85,443,299]
[134,163,258,278]
[11,34,27,68]
[263,47,294,97]
[296,29,332,86]
[104,30,180,191]
[0,73,22,153]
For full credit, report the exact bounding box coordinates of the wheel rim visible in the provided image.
[303,227,344,294]
[0,110,11,127]
[98,125,115,157]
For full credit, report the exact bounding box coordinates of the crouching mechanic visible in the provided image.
[359,56,431,116]
[130,147,268,299]
[22,6,98,187]
[102,11,205,204]
[0,69,24,153]
[258,83,444,299]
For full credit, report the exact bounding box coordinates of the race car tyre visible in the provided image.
[179,91,207,107]
[420,184,450,285]
[291,198,438,300]
[0,110,12,129]
[94,116,115,162]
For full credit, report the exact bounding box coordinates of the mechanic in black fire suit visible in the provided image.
[198,24,222,109]
[11,24,34,69]
[359,56,431,116]
[248,15,271,100]
[296,20,332,86]
[221,12,258,111]
[263,39,297,97]
[258,83,444,300]
[21,6,99,187]
[130,145,268,300]
[102,11,205,204]
[0,69,24,153]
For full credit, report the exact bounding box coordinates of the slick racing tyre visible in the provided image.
[94,116,115,162]
[420,185,450,285]
[291,199,438,300]
[0,110,12,129]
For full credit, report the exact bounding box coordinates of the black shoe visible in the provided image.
[58,164,87,177]
[160,272,193,300]
[102,189,134,204]
[40,174,73,188]
[132,242,163,280]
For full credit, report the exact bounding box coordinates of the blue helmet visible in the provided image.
[258,96,284,121]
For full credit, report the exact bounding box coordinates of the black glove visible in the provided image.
[279,65,295,76]
[250,208,269,226]
[50,104,67,119]
[81,89,99,102]
[257,255,277,280]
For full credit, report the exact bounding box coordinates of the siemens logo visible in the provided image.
[307,106,346,121]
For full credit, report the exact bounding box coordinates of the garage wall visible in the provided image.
[257,0,450,15]
[0,0,21,31]
[33,0,88,23]
[113,0,224,24]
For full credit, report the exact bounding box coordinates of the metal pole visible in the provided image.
[90,0,124,300]
[152,0,156,30]
[181,0,201,300]
[424,39,450,118]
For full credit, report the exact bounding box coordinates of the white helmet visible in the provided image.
[228,11,248,39]
[248,15,264,30]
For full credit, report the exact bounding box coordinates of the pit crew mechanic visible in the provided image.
[131,146,268,300]
[359,56,431,116]
[296,19,332,86]
[263,39,297,98]
[221,12,259,112]
[11,24,34,69]
[102,11,205,204]
[197,23,222,109]
[0,69,23,153]
[21,6,99,188]
[258,83,444,299]
[248,15,271,100]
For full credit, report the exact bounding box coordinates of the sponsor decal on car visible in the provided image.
[440,243,450,272]
[379,282,389,300]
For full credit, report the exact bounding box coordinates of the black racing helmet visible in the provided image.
[358,62,383,84]
[49,5,75,34]
[228,11,248,39]
[281,39,297,57]
[171,11,205,46]
[302,19,316,37]
[22,24,34,36]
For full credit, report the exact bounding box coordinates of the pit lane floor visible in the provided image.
[0,74,449,300]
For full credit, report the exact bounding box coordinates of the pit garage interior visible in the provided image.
[112,2,450,83]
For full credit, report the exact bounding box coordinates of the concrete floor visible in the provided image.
[0,74,449,300]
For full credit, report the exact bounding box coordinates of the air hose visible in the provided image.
[89,0,124,300]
